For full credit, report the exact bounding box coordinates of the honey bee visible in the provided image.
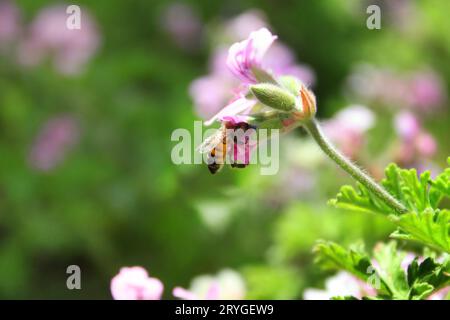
[198,122,254,174]
[197,124,227,174]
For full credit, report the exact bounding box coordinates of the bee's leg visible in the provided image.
[208,163,222,174]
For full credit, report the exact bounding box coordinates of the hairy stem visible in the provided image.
[304,119,408,214]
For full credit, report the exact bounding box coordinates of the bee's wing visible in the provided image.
[197,131,224,154]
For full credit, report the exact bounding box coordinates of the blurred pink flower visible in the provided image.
[415,132,437,157]
[173,282,220,300]
[111,266,164,300]
[347,64,446,113]
[189,47,240,118]
[161,2,202,51]
[226,27,277,83]
[224,10,267,42]
[279,167,316,199]
[371,0,418,32]
[281,64,316,87]
[393,111,437,164]
[173,269,245,300]
[347,65,408,107]
[323,105,375,158]
[408,71,446,112]
[428,287,450,300]
[264,43,315,86]
[303,271,376,300]
[29,115,79,171]
[189,74,235,119]
[394,111,420,141]
[0,0,21,48]
[18,5,100,75]
[209,47,234,76]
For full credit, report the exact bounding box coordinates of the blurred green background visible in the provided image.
[0,0,449,299]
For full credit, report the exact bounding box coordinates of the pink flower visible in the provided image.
[224,10,267,42]
[18,5,100,75]
[173,282,220,300]
[0,0,21,48]
[393,111,437,163]
[394,111,420,141]
[428,287,450,300]
[173,269,246,300]
[189,74,235,119]
[384,0,418,32]
[281,64,316,87]
[190,15,316,121]
[111,266,164,300]
[194,27,317,173]
[189,47,240,119]
[303,271,376,300]
[323,105,375,158]
[408,71,446,112]
[278,166,317,201]
[204,96,257,126]
[226,28,277,83]
[415,132,437,157]
[263,42,316,86]
[347,65,446,113]
[224,12,315,86]
[210,47,235,77]
[161,2,203,51]
[28,115,79,171]
[201,111,258,168]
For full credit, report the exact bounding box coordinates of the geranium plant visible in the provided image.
[111,27,449,300]
[197,28,450,300]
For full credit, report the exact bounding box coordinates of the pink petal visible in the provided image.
[110,266,164,300]
[173,287,198,300]
[205,282,221,300]
[204,98,256,126]
[226,28,276,83]
[219,115,252,124]
[394,111,420,140]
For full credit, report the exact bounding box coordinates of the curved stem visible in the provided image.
[304,119,408,214]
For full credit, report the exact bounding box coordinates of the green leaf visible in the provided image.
[313,241,390,295]
[372,242,409,299]
[410,283,434,300]
[382,164,433,212]
[390,209,450,253]
[406,256,450,299]
[328,184,395,216]
[314,241,450,300]
[430,157,450,203]
[330,162,450,253]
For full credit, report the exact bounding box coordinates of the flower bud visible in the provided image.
[291,84,317,121]
[278,75,302,95]
[300,85,317,116]
[278,76,317,121]
[250,83,296,112]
